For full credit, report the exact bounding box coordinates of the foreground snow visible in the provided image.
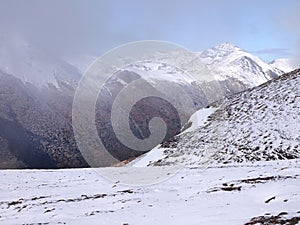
[0,160,299,225]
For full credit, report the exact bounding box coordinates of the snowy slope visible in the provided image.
[0,31,81,88]
[270,58,299,73]
[131,69,300,167]
[198,43,284,88]
[0,160,299,225]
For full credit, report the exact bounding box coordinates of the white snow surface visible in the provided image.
[130,147,167,167]
[0,160,299,225]
[182,107,218,134]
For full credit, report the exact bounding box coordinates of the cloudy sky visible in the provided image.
[0,0,299,61]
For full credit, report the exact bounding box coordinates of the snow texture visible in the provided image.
[0,160,299,225]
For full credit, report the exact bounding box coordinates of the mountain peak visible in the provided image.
[199,42,284,88]
[213,42,241,51]
[200,42,243,60]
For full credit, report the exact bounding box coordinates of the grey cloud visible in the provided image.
[0,0,297,62]
[0,0,115,56]
[0,0,246,57]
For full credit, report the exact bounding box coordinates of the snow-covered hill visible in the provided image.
[131,69,300,167]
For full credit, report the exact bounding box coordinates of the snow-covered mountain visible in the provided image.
[81,42,288,97]
[131,69,300,167]
[198,43,284,89]
[63,42,294,97]
[270,58,299,74]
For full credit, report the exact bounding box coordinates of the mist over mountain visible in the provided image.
[0,31,81,88]
[0,33,87,168]
[0,32,298,169]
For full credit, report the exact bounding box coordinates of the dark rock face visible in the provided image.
[0,71,88,169]
[0,117,56,168]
